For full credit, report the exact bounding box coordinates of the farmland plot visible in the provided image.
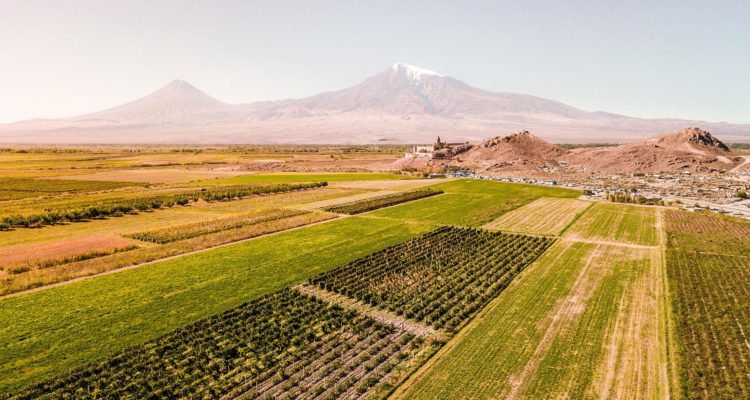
[370,179,579,227]
[0,216,431,392]
[397,241,670,399]
[666,209,750,255]
[311,227,553,332]
[0,236,138,274]
[665,210,750,399]
[564,202,658,246]
[323,190,443,215]
[483,197,592,235]
[5,290,429,400]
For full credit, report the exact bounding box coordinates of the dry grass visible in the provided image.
[0,212,334,296]
[327,179,439,190]
[483,197,592,235]
[0,236,138,273]
[55,169,247,184]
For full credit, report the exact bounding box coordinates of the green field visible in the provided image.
[370,180,580,226]
[0,216,431,391]
[665,210,750,399]
[397,239,669,399]
[564,202,658,245]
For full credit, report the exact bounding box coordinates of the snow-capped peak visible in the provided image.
[391,63,443,82]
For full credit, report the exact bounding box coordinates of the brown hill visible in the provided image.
[565,127,738,174]
[452,131,569,172]
[397,127,740,176]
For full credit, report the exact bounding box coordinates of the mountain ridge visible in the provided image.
[1,64,749,144]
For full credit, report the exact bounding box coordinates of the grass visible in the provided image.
[396,241,669,399]
[564,202,658,245]
[665,210,750,398]
[0,187,362,247]
[202,172,413,185]
[0,216,431,392]
[369,180,580,227]
[0,178,142,201]
[0,212,334,296]
[483,198,593,235]
[665,209,750,255]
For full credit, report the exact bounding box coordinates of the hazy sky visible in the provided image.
[1,0,748,123]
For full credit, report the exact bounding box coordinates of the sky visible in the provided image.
[0,0,748,123]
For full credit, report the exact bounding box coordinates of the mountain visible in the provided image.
[1,64,749,144]
[436,127,739,175]
[77,79,241,125]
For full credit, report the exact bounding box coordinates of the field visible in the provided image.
[396,238,670,399]
[9,290,429,399]
[0,235,138,274]
[0,178,142,200]
[204,172,414,185]
[369,180,580,226]
[563,202,658,245]
[665,210,750,399]
[483,197,593,235]
[311,227,553,332]
[3,146,747,398]
[323,189,443,215]
[0,216,431,391]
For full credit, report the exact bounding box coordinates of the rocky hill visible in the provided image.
[451,131,569,172]
[404,127,740,175]
[564,127,738,174]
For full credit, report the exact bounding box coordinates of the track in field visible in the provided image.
[483,197,593,236]
[396,223,671,400]
[563,202,659,246]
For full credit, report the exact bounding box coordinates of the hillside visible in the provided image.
[565,127,738,174]
[411,127,739,175]
[452,131,569,172]
[1,64,749,144]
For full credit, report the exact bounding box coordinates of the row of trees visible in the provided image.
[0,182,326,230]
[126,209,305,244]
[10,288,426,400]
[310,226,553,332]
[324,189,442,215]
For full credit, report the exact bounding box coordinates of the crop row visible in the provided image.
[310,226,553,332]
[5,289,425,400]
[126,209,306,244]
[0,182,326,230]
[667,250,750,399]
[323,190,442,215]
[0,178,141,194]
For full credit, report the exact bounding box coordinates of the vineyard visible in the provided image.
[323,190,442,215]
[666,209,750,255]
[667,251,750,399]
[126,209,306,244]
[4,289,428,400]
[310,226,553,332]
[0,182,326,230]
[665,209,750,399]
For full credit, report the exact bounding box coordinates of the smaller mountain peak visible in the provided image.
[162,79,198,90]
[390,63,443,82]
